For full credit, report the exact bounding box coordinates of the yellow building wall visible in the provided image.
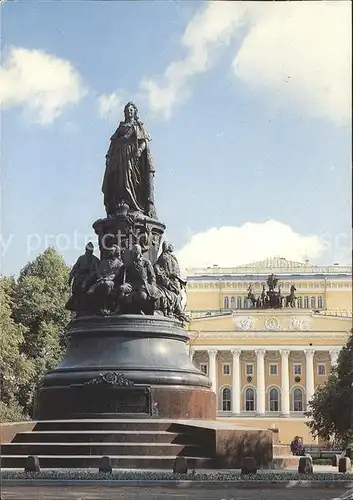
[264,356,281,410]
[288,352,306,395]
[225,418,315,445]
[187,291,219,310]
[325,290,352,309]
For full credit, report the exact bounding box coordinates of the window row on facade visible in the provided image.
[199,361,327,377]
[223,295,324,309]
[220,386,305,412]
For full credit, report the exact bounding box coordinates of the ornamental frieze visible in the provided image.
[289,317,311,331]
[264,317,280,331]
[233,316,254,331]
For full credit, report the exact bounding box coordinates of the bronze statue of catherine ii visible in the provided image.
[102,102,156,218]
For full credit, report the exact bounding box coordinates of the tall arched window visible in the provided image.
[293,387,304,412]
[317,296,323,309]
[297,296,303,308]
[245,387,255,411]
[269,388,280,412]
[237,296,242,309]
[224,296,229,309]
[222,387,232,411]
[230,296,236,309]
[304,296,309,308]
[310,296,316,309]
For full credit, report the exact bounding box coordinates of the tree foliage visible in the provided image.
[8,248,71,416]
[0,276,34,421]
[306,330,353,446]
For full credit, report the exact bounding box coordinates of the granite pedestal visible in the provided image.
[34,315,215,420]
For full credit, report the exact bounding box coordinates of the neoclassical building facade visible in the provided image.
[186,257,352,444]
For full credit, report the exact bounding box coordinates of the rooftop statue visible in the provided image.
[267,273,278,292]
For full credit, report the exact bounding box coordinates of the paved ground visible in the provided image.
[0,485,352,500]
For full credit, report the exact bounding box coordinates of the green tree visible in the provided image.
[306,330,353,446]
[12,247,71,414]
[0,276,34,421]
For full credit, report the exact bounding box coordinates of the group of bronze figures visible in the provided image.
[66,241,188,322]
[247,273,297,309]
[66,102,191,321]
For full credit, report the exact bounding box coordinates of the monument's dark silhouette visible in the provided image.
[34,102,215,420]
[1,103,273,472]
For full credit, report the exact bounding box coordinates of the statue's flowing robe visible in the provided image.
[69,254,100,294]
[66,254,100,311]
[156,251,182,293]
[102,120,155,216]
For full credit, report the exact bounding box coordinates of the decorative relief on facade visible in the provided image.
[289,317,311,331]
[234,316,254,331]
[264,317,280,331]
[267,351,280,360]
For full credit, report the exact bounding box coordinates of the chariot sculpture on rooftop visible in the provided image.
[246,274,297,309]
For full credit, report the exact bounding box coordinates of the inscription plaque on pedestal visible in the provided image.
[73,385,152,415]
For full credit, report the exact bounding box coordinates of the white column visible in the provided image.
[207,349,218,392]
[231,349,241,415]
[329,349,340,367]
[279,350,290,416]
[304,349,315,405]
[255,349,266,415]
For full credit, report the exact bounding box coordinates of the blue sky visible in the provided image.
[0,1,351,274]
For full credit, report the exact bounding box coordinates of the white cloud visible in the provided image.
[140,2,248,118]
[233,2,352,125]
[140,1,351,124]
[0,47,87,124]
[97,91,124,120]
[176,220,326,272]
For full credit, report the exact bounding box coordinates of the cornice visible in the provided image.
[192,330,349,339]
[192,344,344,352]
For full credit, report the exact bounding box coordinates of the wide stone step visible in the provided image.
[273,444,291,456]
[33,420,181,432]
[272,455,301,468]
[1,442,204,457]
[0,455,215,469]
[13,431,185,444]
